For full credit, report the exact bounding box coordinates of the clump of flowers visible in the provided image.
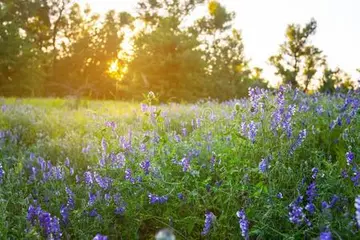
[84,171,94,185]
[201,211,216,236]
[289,129,307,154]
[181,157,191,172]
[140,159,151,175]
[93,234,108,240]
[259,158,268,173]
[320,228,332,240]
[0,163,4,183]
[288,196,306,225]
[247,121,258,143]
[355,196,360,227]
[346,151,355,165]
[148,194,168,204]
[124,168,135,184]
[27,205,62,240]
[237,209,249,240]
[259,156,271,173]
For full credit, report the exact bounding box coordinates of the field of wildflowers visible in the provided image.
[0,86,360,239]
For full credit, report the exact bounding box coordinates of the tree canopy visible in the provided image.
[0,0,357,100]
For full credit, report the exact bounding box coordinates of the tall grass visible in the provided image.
[0,87,359,239]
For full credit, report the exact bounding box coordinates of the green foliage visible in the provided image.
[269,19,325,90]
[123,16,208,101]
[0,0,356,100]
[0,0,268,101]
[0,88,360,238]
[319,67,356,93]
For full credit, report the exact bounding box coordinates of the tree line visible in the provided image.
[0,0,358,101]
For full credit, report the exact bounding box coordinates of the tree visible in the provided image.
[319,67,341,93]
[50,4,132,98]
[319,67,355,93]
[269,19,324,90]
[123,0,256,101]
[0,0,266,100]
[0,0,50,96]
[124,16,207,101]
[194,1,251,100]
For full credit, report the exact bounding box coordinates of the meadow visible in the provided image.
[0,87,360,239]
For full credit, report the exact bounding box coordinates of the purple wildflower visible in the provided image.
[104,193,111,202]
[93,234,108,240]
[305,203,315,214]
[174,134,181,143]
[177,193,184,200]
[84,171,94,185]
[101,138,108,153]
[111,153,125,169]
[125,168,135,183]
[140,103,148,112]
[201,211,216,236]
[140,159,151,175]
[38,157,46,171]
[288,202,305,225]
[139,143,147,152]
[88,192,97,206]
[351,170,360,186]
[290,129,307,154]
[306,182,317,202]
[236,209,249,240]
[241,122,247,136]
[277,192,283,199]
[158,195,169,204]
[82,145,91,154]
[312,168,319,179]
[60,205,69,225]
[321,201,330,210]
[38,210,51,235]
[75,175,80,183]
[94,173,112,190]
[320,230,332,240]
[210,155,217,171]
[115,206,126,215]
[330,195,339,207]
[247,121,258,143]
[29,166,37,182]
[259,158,269,173]
[181,157,190,172]
[46,161,52,171]
[355,196,360,227]
[53,166,64,180]
[0,164,4,183]
[27,204,40,225]
[113,194,121,205]
[65,187,75,198]
[119,135,132,152]
[65,158,70,167]
[182,128,187,137]
[341,169,348,178]
[89,209,101,220]
[105,121,117,130]
[346,151,355,165]
[49,216,62,240]
[148,194,168,204]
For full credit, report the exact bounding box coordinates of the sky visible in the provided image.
[76,0,360,81]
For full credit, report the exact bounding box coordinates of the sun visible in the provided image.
[107,59,129,81]
[109,60,119,73]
